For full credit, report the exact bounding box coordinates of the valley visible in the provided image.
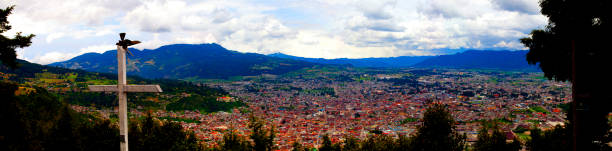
[2,48,569,149]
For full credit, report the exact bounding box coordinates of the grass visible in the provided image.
[400,118,418,124]
[530,106,549,114]
[516,132,531,141]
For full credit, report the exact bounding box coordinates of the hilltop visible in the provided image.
[50,43,318,79]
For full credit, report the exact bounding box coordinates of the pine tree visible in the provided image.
[0,6,34,69]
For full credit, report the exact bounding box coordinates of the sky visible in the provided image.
[1,0,547,65]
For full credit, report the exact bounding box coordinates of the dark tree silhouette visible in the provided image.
[318,134,341,151]
[528,126,572,151]
[248,115,276,151]
[0,84,120,151]
[0,6,34,69]
[473,125,521,151]
[520,0,611,150]
[219,130,251,151]
[128,114,203,151]
[410,104,466,151]
[342,136,360,151]
[359,134,397,151]
[291,141,308,151]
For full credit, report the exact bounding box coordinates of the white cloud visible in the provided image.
[78,44,117,54]
[491,0,541,14]
[32,52,77,65]
[3,0,548,64]
[46,32,65,43]
[31,44,118,65]
[493,40,526,49]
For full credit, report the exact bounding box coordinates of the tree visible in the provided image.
[474,125,521,151]
[0,84,120,151]
[248,115,276,151]
[128,114,203,151]
[520,0,611,150]
[342,136,360,151]
[528,126,572,151]
[291,141,308,151]
[318,134,341,151]
[359,134,397,151]
[219,131,251,151]
[0,6,34,69]
[410,104,466,151]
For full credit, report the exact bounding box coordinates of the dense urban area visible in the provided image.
[38,67,571,149]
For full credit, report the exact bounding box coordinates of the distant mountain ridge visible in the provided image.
[413,50,539,71]
[50,44,539,80]
[50,43,318,79]
[268,53,432,68]
[269,50,539,71]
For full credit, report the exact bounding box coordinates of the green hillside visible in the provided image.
[50,43,318,79]
[1,59,243,112]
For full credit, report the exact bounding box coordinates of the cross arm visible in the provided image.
[88,85,163,93]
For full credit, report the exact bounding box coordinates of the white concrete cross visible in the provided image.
[88,33,162,151]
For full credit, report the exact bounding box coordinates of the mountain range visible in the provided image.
[413,50,538,71]
[269,50,538,71]
[268,53,432,68]
[50,43,539,80]
[50,44,318,79]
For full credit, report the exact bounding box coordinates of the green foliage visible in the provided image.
[513,126,528,134]
[219,131,251,151]
[528,126,571,151]
[166,95,245,112]
[128,114,203,151]
[1,82,204,151]
[1,59,231,109]
[556,103,570,113]
[474,126,521,151]
[400,117,418,124]
[318,134,341,151]
[520,0,611,82]
[249,115,276,151]
[0,82,119,151]
[410,104,466,151]
[216,115,277,151]
[300,87,336,96]
[302,134,415,151]
[529,106,549,114]
[359,134,397,151]
[0,6,35,69]
[342,136,360,151]
[521,1,612,148]
[291,141,308,151]
[59,91,117,107]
